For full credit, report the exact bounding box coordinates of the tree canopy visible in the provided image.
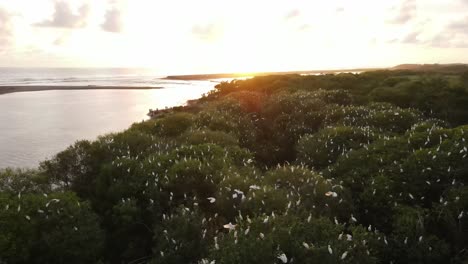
[2,70,468,263]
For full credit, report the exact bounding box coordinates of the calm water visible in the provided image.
[0,68,221,169]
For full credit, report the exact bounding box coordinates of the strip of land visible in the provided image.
[164,64,468,80]
[164,67,384,80]
[0,86,162,96]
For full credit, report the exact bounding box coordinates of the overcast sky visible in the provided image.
[0,0,467,74]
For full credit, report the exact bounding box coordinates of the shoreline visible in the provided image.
[0,85,163,96]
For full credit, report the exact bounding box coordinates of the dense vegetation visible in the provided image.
[2,69,468,263]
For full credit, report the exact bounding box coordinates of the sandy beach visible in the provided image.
[0,85,163,95]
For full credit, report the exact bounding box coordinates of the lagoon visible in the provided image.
[0,83,214,168]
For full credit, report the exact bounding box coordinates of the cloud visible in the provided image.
[192,23,222,41]
[102,8,123,33]
[401,30,421,44]
[285,9,300,20]
[447,16,468,32]
[429,17,468,48]
[386,16,468,48]
[0,8,13,49]
[431,32,454,48]
[36,1,90,28]
[387,0,417,24]
[430,32,468,48]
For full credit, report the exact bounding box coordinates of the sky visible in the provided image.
[0,0,468,74]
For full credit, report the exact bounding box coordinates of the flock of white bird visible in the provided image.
[2,87,467,263]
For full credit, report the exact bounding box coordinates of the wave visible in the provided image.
[0,68,230,89]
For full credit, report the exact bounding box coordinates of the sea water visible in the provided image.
[0,68,222,168]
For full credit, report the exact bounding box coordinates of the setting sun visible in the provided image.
[1,0,468,73]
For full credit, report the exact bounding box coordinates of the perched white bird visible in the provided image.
[341,251,348,260]
[207,197,216,203]
[249,185,261,190]
[277,253,288,263]
[223,222,236,230]
[328,245,333,255]
[325,191,338,198]
[45,198,60,208]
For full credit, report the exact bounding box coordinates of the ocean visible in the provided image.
[0,67,203,87]
[0,68,223,168]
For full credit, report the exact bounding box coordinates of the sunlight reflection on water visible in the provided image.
[0,83,215,169]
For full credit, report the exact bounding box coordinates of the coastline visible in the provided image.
[0,85,163,96]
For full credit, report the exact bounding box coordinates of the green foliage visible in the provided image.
[209,215,377,264]
[0,168,50,193]
[155,112,194,137]
[224,91,265,113]
[3,71,468,263]
[0,191,103,264]
[152,207,208,264]
[179,129,239,147]
[194,98,257,148]
[297,126,376,170]
[370,76,468,125]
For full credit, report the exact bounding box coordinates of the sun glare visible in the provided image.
[0,0,468,72]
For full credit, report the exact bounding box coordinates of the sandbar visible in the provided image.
[0,85,163,95]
